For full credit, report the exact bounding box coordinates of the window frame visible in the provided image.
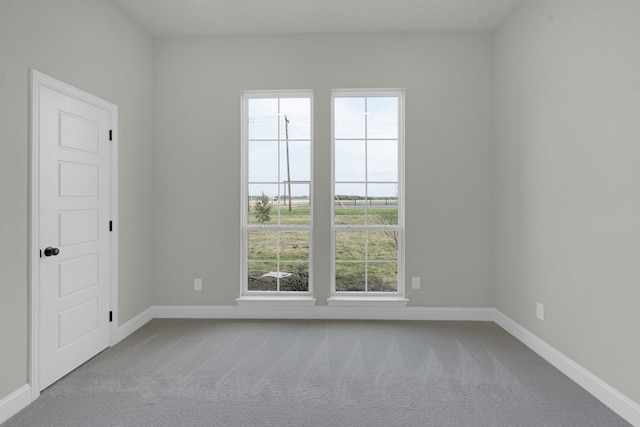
[240,90,314,297]
[330,89,405,299]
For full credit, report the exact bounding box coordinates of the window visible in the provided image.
[331,90,404,296]
[241,92,312,294]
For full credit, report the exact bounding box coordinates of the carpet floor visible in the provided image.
[4,319,631,426]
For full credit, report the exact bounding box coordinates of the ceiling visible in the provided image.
[111,0,524,37]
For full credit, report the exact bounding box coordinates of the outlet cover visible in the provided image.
[194,278,202,291]
[411,277,420,289]
[536,303,544,320]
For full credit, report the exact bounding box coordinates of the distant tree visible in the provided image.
[254,192,272,224]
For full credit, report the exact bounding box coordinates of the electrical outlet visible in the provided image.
[536,302,544,320]
[412,277,420,289]
[194,278,202,291]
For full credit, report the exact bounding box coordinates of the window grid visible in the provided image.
[242,92,312,294]
[332,91,403,295]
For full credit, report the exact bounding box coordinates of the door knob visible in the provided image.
[44,247,60,257]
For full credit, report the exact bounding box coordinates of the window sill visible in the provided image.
[236,296,316,307]
[327,296,409,308]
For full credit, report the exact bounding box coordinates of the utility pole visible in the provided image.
[285,115,292,211]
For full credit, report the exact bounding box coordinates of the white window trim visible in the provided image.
[236,295,316,306]
[326,296,408,307]
[239,90,314,300]
[329,89,406,304]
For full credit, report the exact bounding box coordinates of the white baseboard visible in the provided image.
[0,384,31,424]
[151,304,495,321]
[494,310,640,427]
[116,306,154,343]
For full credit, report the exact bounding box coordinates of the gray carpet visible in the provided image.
[4,319,631,426]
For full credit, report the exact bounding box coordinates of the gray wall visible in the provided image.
[152,33,495,307]
[0,0,154,400]
[494,0,640,404]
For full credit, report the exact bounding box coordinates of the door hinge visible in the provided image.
[109,130,113,141]
[109,221,113,232]
[109,311,113,322]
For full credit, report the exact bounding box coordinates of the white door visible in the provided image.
[38,83,112,390]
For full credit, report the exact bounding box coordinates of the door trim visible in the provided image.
[29,70,118,400]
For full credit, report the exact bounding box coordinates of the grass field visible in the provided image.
[247,202,398,292]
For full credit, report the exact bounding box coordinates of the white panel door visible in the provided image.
[38,85,111,390]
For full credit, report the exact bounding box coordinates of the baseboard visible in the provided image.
[116,306,154,343]
[0,384,31,424]
[151,305,495,321]
[494,310,640,427]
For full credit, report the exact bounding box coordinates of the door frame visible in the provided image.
[28,70,119,400]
